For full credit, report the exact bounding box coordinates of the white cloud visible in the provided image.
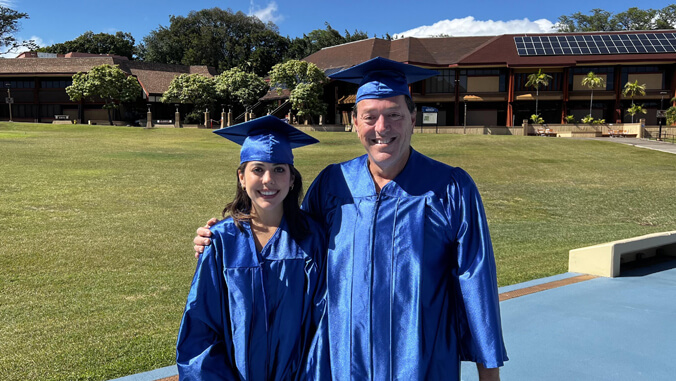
[249,1,284,24]
[394,16,555,38]
[0,1,15,8]
[1,35,45,58]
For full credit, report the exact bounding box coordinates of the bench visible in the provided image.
[536,128,557,137]
[569,231,676,277]
[607,129,638,138]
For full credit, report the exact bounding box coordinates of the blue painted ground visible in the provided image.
[462,260,676,381]
[112,259,676,381]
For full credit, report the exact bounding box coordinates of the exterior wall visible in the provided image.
[627,73,662,90]
[467,109,497,126]
[467,77,500,92]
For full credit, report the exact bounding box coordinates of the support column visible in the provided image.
[562,68,570,123]
[146,107,152,129]
[175,111,181,128]
[454,71,460,126]
[227,110,233,126]
[204,110,210,128]
[614,66,622,123]
[506,68,515,127]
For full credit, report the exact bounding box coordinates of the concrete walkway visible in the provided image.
[588,137,676,155]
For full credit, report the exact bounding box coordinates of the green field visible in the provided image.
[1,122,675,380]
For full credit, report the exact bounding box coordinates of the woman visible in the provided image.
[176,116,326,380]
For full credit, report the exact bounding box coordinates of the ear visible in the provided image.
[237,169,245,188]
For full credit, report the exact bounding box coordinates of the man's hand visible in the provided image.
[193,218,219,258]
[477,363,500,381]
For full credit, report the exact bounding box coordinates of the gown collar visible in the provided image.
[243,216,286,261]
[348,147,422,198]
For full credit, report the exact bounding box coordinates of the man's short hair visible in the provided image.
[352,96,417,118]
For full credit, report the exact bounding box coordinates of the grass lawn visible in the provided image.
[1,122,675,380]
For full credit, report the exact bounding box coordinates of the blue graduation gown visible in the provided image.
[302,149,508,380]
[176,216,327,381]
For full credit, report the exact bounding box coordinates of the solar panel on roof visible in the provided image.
[514,32,676,56]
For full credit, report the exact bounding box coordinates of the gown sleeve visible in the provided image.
[176,236,238,380]
[450,168,508,368]
[300,222,331,381]
[301,166,331,228]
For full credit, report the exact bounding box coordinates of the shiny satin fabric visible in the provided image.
[302,149,508,380]
[176,216,326,381]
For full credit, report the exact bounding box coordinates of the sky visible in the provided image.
[2,0,674,57]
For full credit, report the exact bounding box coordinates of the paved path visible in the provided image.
[461,259,676,381]
[588,137,676,155]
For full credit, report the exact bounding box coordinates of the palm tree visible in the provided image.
[581,71,605,120]
[622,80,646,122]
[666,97,676,126]
[525,69,552,119]
[626,104,647,122]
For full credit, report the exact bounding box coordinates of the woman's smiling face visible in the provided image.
[238,161,293,218]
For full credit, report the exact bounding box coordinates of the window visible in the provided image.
[41,80,72,89]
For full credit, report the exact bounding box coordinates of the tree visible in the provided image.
[66,64,142,125]
[613,8,656,30]
[269,60,327,123]
[556,9,617,32]
[38,31,136,59]
[665,104,676,126]
[622,80,646,122]
[162,74,216,123]
[581,71,605,119]
[524,69,552,120]
[139,8,288,76]
[655,5,676,29]
[214,67,268,112]
[289,82,326,122]
[1,6,37,55]
[555,5,676,32]
[626,104,647,122]
[286,23,368,60]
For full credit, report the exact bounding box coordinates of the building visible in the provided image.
[0,52,216,124]
[303,31,676,127]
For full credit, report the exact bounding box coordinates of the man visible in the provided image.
[193,57,507,380]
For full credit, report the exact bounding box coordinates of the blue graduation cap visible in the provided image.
[328,57,438,103]
[213,115,319,165]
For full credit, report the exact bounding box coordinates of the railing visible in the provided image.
[269,100,290,119]
[647,132,676,144]
[234,101,264,123]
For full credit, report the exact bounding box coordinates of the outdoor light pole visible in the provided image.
[659,91,668,141]
[5,83,13,122]
[463,100,467,133]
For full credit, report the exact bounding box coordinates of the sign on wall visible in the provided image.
[422,106,438,125]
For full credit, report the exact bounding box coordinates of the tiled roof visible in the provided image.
[304,32,676,71]
[459,32,676,67]
[0,56,216,96]
[122,61,217,95]
[0,57,118,75]
[303,36,495,70]
[260,88,290,101]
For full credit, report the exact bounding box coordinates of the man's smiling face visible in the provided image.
[353,95,415,177]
